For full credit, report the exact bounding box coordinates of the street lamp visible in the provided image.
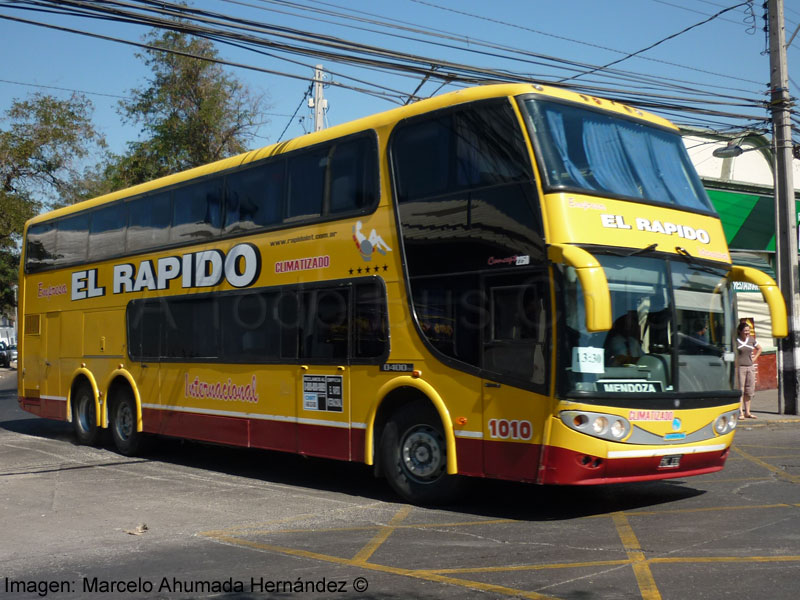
[712,139,746,159]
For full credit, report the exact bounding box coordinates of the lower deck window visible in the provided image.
[127,278,388,363]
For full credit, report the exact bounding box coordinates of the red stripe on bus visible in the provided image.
[482,440,542,482]
[142,407,249,446]
[454,437,483,476]
[351,428,366,463]
[19,396,67,420]
[19,396,43,417]
[140,408,357,461]
[250,419,296,453]
[297,422,350,461]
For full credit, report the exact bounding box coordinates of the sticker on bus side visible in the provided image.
[353,221,392,262]
[302,375,343,412]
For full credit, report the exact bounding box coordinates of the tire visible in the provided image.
[379,400,463,505]
[72,383,100,446]
[111,387,146,456]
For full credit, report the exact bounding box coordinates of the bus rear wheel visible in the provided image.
[380,401,462,505]
[111,388,145,456]
[72,383,99,446]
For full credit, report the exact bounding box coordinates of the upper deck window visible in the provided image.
[22,130,379,274]
[171,178,223,243]
[522,98,712,212]
[391,99,544,276]
[89,203,127,261]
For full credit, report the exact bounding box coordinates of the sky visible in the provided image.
[0,0,798,162]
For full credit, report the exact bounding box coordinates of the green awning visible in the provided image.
[707,187,800,253]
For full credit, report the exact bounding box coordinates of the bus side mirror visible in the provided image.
[548,244,612,332]
[728,266,788,338]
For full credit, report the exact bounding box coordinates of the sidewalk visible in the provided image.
[748,387,800,424]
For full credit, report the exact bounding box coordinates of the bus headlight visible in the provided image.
[560,411,631,442]
[714,416,728,433]
[592,416,608,435]
[610,419,627,439]
[713,410,739,435]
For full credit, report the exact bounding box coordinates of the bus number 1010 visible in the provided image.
[487,419,533,440]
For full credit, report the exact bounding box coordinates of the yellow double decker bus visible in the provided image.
[18,83,787,503]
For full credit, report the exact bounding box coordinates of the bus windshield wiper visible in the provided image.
[627,243,658,256]
[602,243,658,258]
[674,246,721,274]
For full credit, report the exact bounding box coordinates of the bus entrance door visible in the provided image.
[480,274,550,481]
[43,312,61,414]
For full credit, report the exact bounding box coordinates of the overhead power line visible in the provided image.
[561,2,753,82]
[0,0,786,140]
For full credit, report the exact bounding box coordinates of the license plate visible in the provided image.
[659,455,682,468]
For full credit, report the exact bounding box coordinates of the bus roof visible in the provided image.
[26,82,676,228]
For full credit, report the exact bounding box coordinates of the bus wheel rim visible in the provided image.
[116,402,134,440]
[401,426,443,480]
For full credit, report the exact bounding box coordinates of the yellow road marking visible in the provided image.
[200,504,800,600]
[650,556,800,564]
[203,532,558,599]
[419,559,632,575]
[352,505,412,563]
[612,512,662,600]
[732,446,800,483]
[752,454,800,460]
[624,503,792,517]
[736,444,800,450]
[219,517,520,537]
[417,553,800,575]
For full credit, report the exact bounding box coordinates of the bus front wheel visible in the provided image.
[111,388,145,456]
[380,402,462,505]
[72,383,99,446]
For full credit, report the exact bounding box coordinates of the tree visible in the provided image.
[0,93,105,310]
[0,93,105,250]
[111,28,266,187]
[0,250,18,316]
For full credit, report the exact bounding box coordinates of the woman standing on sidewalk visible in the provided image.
[737,321,761,419]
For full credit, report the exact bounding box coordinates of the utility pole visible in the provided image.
[769,0,799,414]
[310,65,327,132]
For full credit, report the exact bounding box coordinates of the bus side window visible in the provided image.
[286,148,328,221]
[171,178,223,242]
[301,288,349,360]
[162,296,220,359]
[328,137,378,214]
[25,222,57,272]
[353,280,388,359]
[55,213,89,266]
[89,203,127,261]
[127,299,163,360]
[484,275,550,388]
[392,115,451,202]
[126,191,171,252]
[224,161,284,233]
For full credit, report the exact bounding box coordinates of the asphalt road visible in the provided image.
[1,367,799,600]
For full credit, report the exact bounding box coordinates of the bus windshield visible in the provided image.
[562,254,735,396]
[522,98,712,212]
